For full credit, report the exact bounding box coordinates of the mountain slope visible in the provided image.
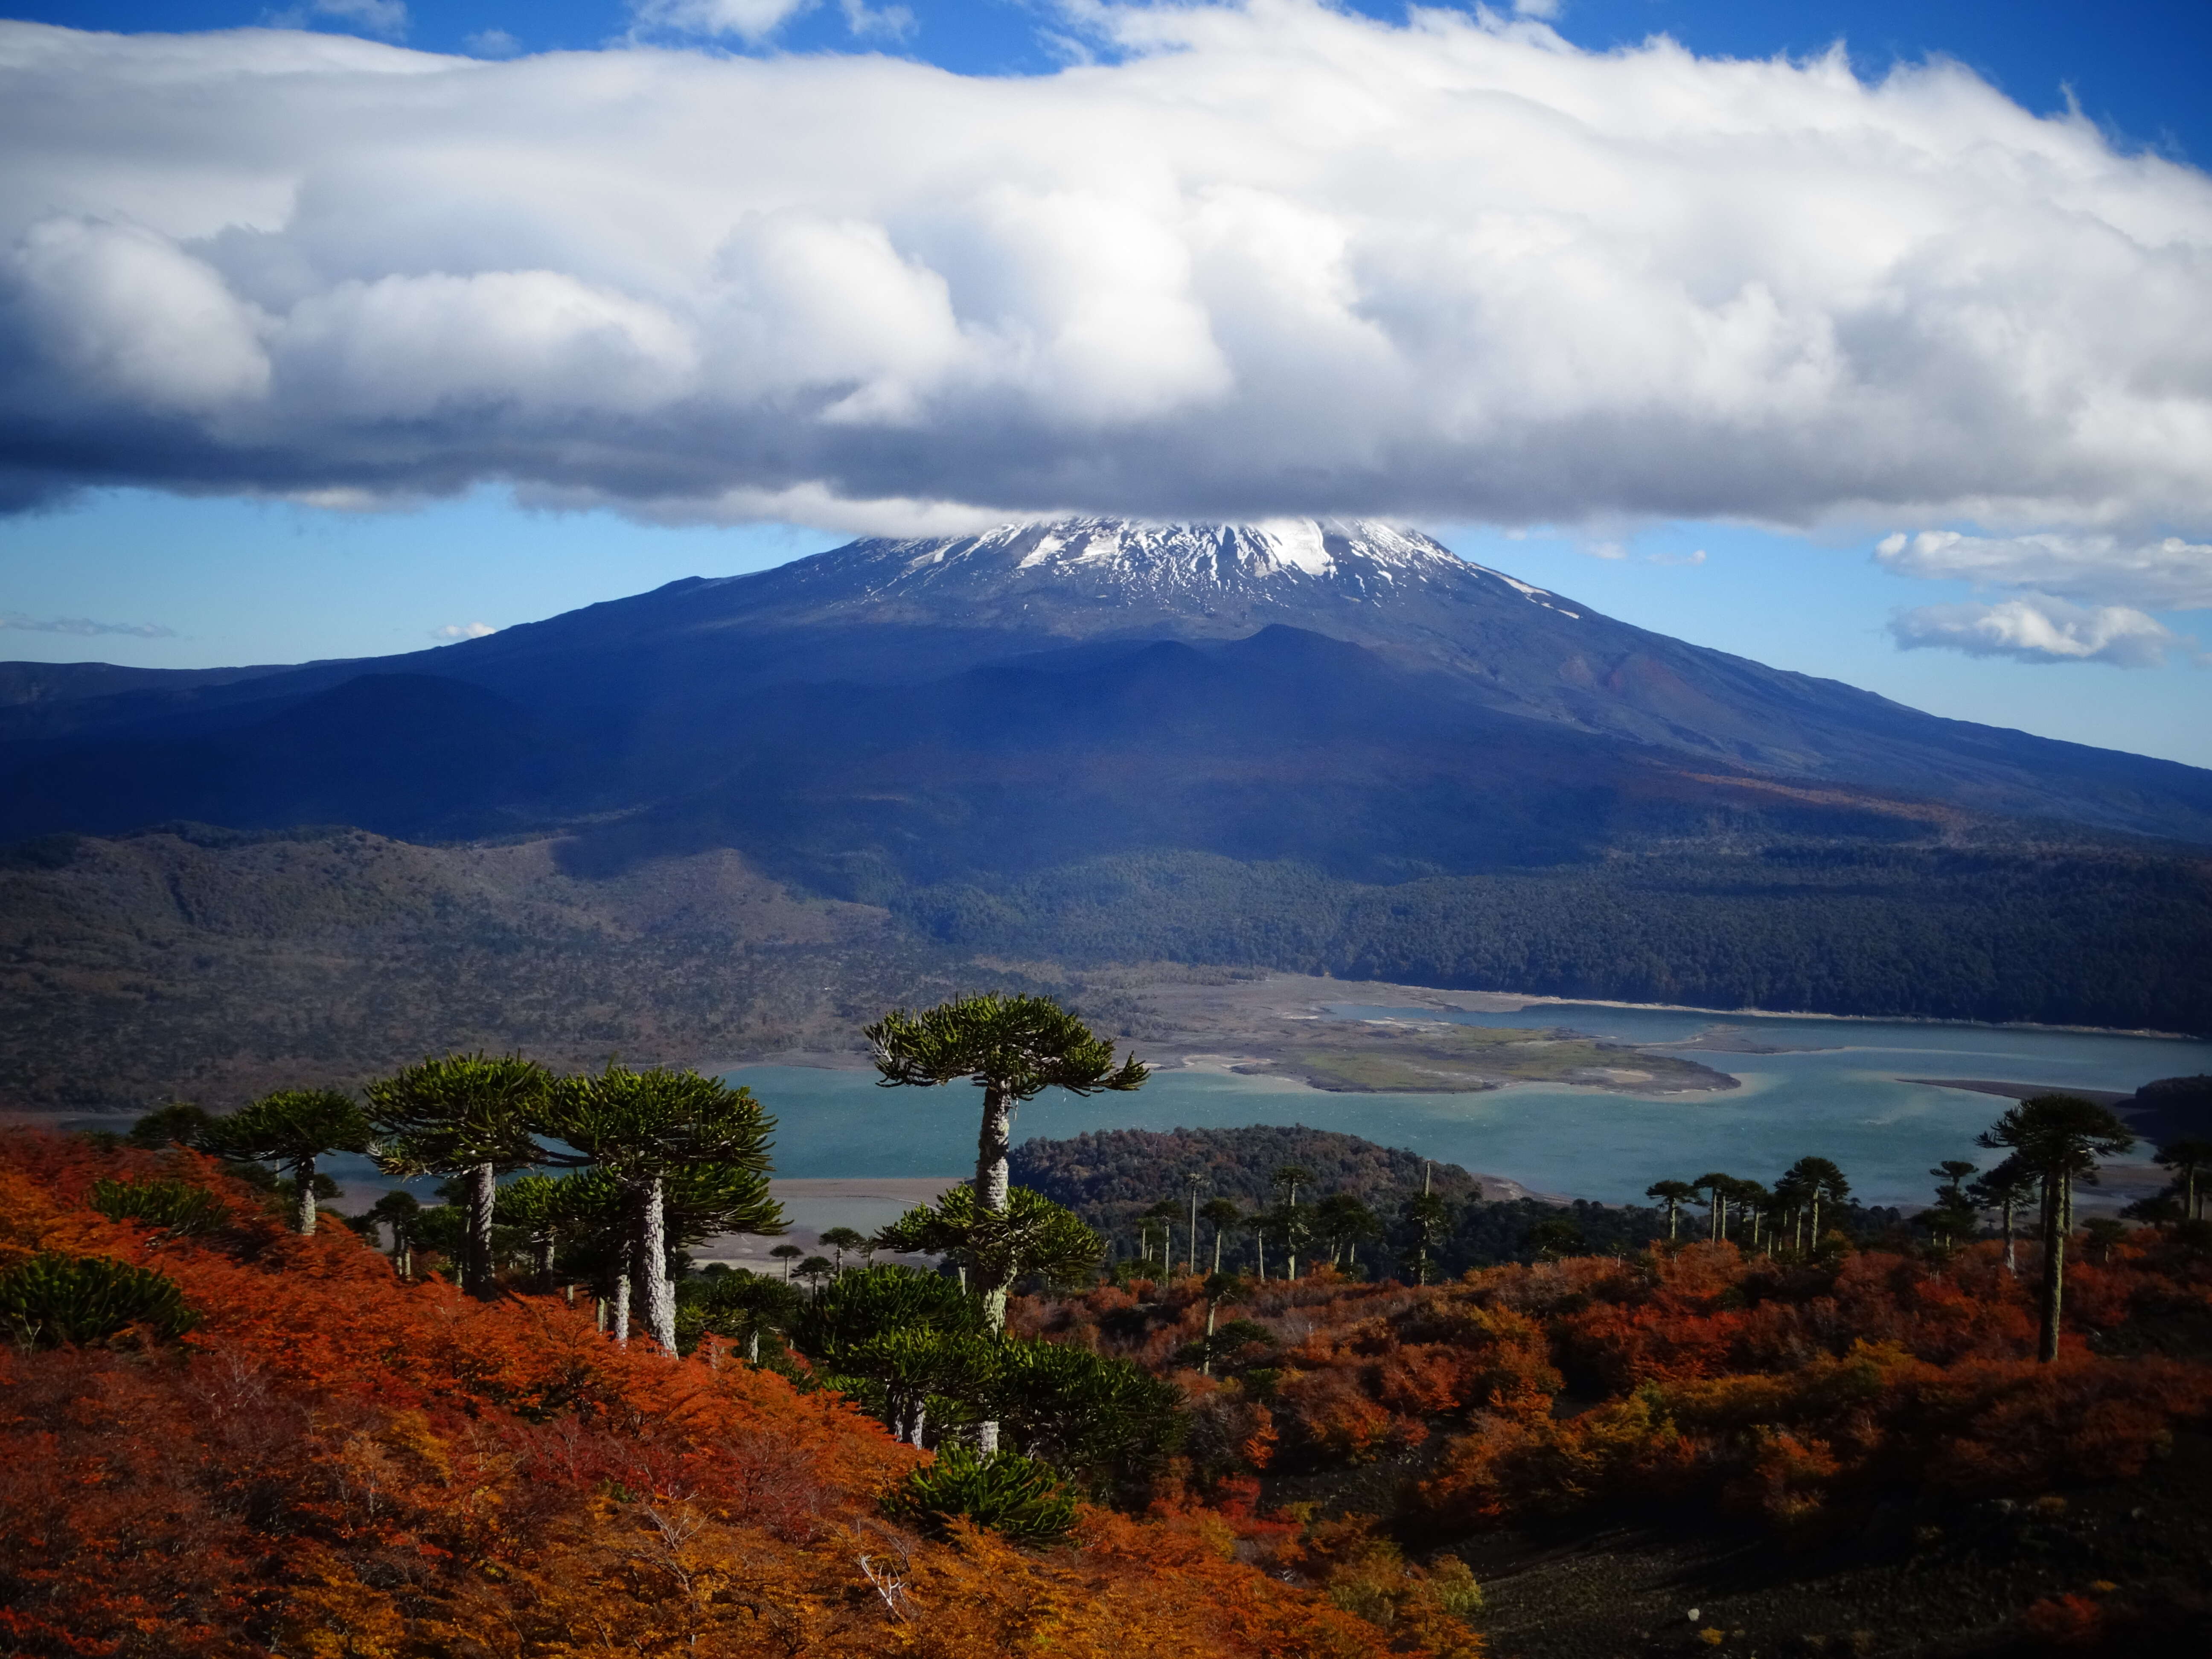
[372,520,2212,840]
[9,518,2211,849]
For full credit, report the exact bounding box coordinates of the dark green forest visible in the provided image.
[1011,1125,1908,1279]
[894,843,2212,1033]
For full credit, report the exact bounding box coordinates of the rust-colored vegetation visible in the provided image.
[1014,1228,2212,1536]
[0,1132,1451,1659]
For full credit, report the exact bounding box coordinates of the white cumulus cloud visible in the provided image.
[1875,530,2212,612]
[1889,594,2197,668]
[430,621,499,640]
[630,0,818,41]
[0,2,2210,569]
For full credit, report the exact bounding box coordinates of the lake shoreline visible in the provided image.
[701,976,2206,1080]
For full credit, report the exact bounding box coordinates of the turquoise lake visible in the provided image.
[725,1004,2211,1211]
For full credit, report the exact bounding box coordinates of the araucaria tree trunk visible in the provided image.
[974,1086,1013,1216]
[293,1155,319,1236]
[639,1173,676,1353]
[2038,1172,2069,1363]
[973,1085,1015,1339]
[467,1161,498,1298]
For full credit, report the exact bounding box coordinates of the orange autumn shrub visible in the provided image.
[1268,1515,1486,1659]
[1022,1222,2212,1533]
[1419,1333,2212,1530]
[0,1132,1462,1659]
[1277,1366,1414,1464]
[1416,1386,1702,1524]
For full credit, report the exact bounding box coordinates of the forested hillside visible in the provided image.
[0,825,1013,1109]
[1013,1126,1907,1277]
[898,843,2212,1032]
[6,824,2204,1118]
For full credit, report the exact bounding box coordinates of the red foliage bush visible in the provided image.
[0,1133,1445,1658]
[1022,1231,2212,1534]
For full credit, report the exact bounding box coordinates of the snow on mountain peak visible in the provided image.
[752,515,1586,627]
[864,517,1475,594]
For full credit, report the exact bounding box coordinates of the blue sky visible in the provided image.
[16,0,2209,160]
[2,2,2208,765]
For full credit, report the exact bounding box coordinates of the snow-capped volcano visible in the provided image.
[698,516,1587,645]
[9,518,2212,863]
[864,518,1464,597]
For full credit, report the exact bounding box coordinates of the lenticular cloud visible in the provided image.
[3,3,2211,562]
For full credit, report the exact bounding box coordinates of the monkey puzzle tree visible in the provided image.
[1967,1158,2037,1274]
[1645,1180,1695,1243]
[1978,1094,2135,1362]
[1399,1187,1452,1286]
[1920,1159,1983,1251]
[1691,1172,1731,1241]
[362,1189,422,1279]
[875,1186,1103,1320]
[1723,1178,1771,1247]
[2154,1138,2212,1221]
[1313,1191,1382,1271]
[199,1089,373,1237]
[1931,1160,1977,1204]
[1272,1165,1315,1278]
[493,1174,568,1292]
[367,1054,551,1298]
[1781,1156,1850,1244]
[818,1226,868,1271]
[1199,1196,1243,1275]
[126,1103,214,1150]
[538,1065,783,1355]
[1183,1172,1207,1276]
[1141,1199,1182,1271]
[875,1182,1103,1455]
[865,992,1144,1314]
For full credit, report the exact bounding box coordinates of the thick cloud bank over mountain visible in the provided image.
[3,2,2210,602]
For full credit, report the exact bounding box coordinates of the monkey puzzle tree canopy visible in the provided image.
[865,993,1147,1218]
[366,1053,553,1296]
[876,1185,1103,1327]
[2154,1138,2212,1220]
[538,1065,783,1353]
[1978,1093,2135,1362]
[198,1088,371,1236]
[125,1103,215,1151]
[1645,1179,1696,1240]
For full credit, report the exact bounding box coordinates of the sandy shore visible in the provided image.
[1903,1078,2133,1107]
[696,1176,961,1268]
